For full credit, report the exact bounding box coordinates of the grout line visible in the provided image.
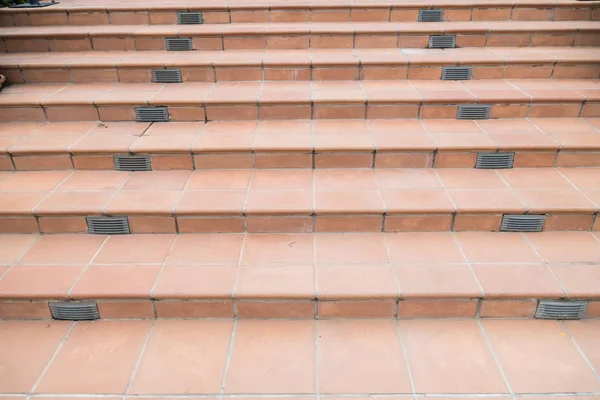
[314,319,320,399]
[559,320,600,382]
[67,234,111,297]
[395,321,417,400]
[231,232,248,318]
[452,233,484,298]
[476,320,515,399]
[124,319,157,395]
[219,319,238,399]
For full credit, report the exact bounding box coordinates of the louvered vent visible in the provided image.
[457,104,491,120]
[500,215,546,232]
[49,302,100,321]
[114,154,152,171]
[475,152,515,169]
[442,66,472,80]
[152,69,183,83]
[429,35,456,48]
[135,106,169,122]
[87,216,131,235]
[418,9,444,22]
[165,37,193,51]
[177,11,203,24]
[535,300,588,320]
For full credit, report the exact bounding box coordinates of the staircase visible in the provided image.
[0,0,600,395]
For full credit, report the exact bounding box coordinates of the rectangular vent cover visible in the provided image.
[114,154,152,171]
[418,9,444,22]
[535,300,588,320]
[165,37,193,51]
[177,11,203,24]
[135,106,169,122]
[87,216,131,235]
[49,302,100,321]
[429,34,456,48]
[500,215,546,232]
[457,104,491,120]
[152,69,183,83]
[476,152,515,169]
[442,66,472,80]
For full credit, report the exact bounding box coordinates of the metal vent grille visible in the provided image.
[114,154,152,171]
[418,9,444,22]
[429,35,456,48]
[442,66,472,80]
[475,152,515,169]
[135,106,169,122]
[152,69,183,83]
[500,215,546,232]
[165,37,193,51]
[177,11,203,24]
[49,302,100,321]
[535,300,588,320]
[457,104,491,120]
[87,216,131,235]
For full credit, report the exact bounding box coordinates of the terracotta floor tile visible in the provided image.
[482,320,600,393]
[236,265,315,299]
[395,264,481,298]
[476,119,541,135]
[36,320,153,394]
[225,320,315,394]
[316,190,383,214]
[526,232,600,263]
[200,120,258,135]
[245,190,313,214]
[318,320,412,394]
[313,119,369,135]
[186,170,252,190]
[88,121,150,136]
[0,234,38,264]
[550,265,600,298]
[386,232,464,263]
[252,169,313,190]
[152,265,237,299]
[314,131,374,151]
[167,234,244,264]
[432,133,498,151]
[70,135,138,153]
[0,265,83,299]
[532,118,600,135]
[315,169,377,190]
[422,120,483,134]
[372,132,435,151]
[382,189,455,213]
[317,264,398,299]
[499,169,574,189]
[563,320,600,373]
[448,189,526,213]
[93,234,174,264]
[122,171,191,190]
[242,233,313,265]
[557,168,600,189]
[256,120,312,135]
[0,320,71,393]
[57,170,130,191]
[474,264,565,298]
[455,232,542,263]
[400,320,509,394]
[194,132,255,152]
[35,190,114,215]
[0,171,70,191]
[437,169,507,189]
[129,320,233,394]
[144,121,203,136]
[31,121,96,135]
[20,234,106,265]
[104,190,180,215]
[315,233,389,264]
[0,122,45,136]
[70,265,160,299]
[368,119,426,134]
[176,191,246,215]
[376,169,442,189]
[515,189,598,213]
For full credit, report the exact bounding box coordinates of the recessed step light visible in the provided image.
[134,106,169,122]
[535,300,588,320]
[114,154,152,171]
[86,216,131,235]
[457,104,491,120]
[418,9,444,22]
[152,69,183,83]
[429,34,456,48]
[475,152,515,169]
[177,12,203,24]
[49,301,100,321]
[165,37,193,51]
[442,66,472,80]
[500,215,546,232]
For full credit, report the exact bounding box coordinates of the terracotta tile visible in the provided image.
[0,191,47,215]
[453,214,503,231]
[236,265,314,299]
[559,168,600,189]
[36,320,153,394]
[318,320,411,393]
[398,299,478,318]
[20,234,105,265]
[479,300,538,318]
[0,234,38,264]
[121,171,190,190]
[515,189,597,213]
[527,232,600,263]
[185,170,250,191]
[318,300,396,318]
[247,216,313,233]
[97,301,155,319]
[35,191,114,216]
[0,216,39,234]
[422,120,482,134]
[382,189,455,214]
[154,300,233,318]
[242,233,313,265]
[474,263,565,298]
[455,232,541,262]
[482,320,600,393]
[376,169,441,189]
[396,264,481,298]
[57,171,128,190]
[0,171,70,190]
[71,265,160,299]
[317,265,398,300]
[129,320,233,394]
[167,234,244,264]
[386,232,464,263]
[0,300,50,318]
[93,234,174,264]
[225,320,315,393]
[315,233,389,264]
[104,190,180,215]
[550,265,600,298]
[0,265,83,299]
[400,320,509,393]
[245,190,313,215]
[314,169,375,190]
[251,169,312,190]
[314,153,373,168]
[175,191,246,215]
[316,190,383,214]
[0,321,71,393]
[437,169,507,189]
[448,189,526,213]
[153,265,237,299]
[385,214,453,232]
[563,320,600,373]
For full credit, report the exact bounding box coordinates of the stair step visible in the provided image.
[1,79,599,122]
[1,231,600,319]
[1,21,599,53]
[2,119,600,171]
[1,167,600,233]
[2,47,599,84]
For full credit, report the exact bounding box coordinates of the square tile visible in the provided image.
[251,170,313,190]
[0,265,83,298]
[186,170,252,190]
[515,189,597,213]
[437,169,507,189]
[103,190,180,215]
[315,233,389,264]
[57,171,130,191]
[525,232,600,263]
[70,265,161,299]
[385,232,464,263]
[20,235,106,265]
[242,233,314,265]
[375,169,441,189]
[0,234,38,264]
[236,265,315,299]
[314,169,377,190]
[152,265,237,298]
[93,234,174,264]
[0,171,70,190]
[122,171,191,190]
[175,191,246,215]
[499,169,573,189]
[315,190,383,214]
[455,232,541,263]
[317,265,398,299]
[448,189,526,213]
[167,234,244,264]
[550,265,600,298]
[563,320,600,373]
[474,264,565,298]
[245,190,313,214]
[395,264,481,298]
[382,189,455,213]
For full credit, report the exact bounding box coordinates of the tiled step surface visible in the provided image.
[1,21,599,54]
[1,79,599,123]
[1,0,598,26]
[2,48,599,85]
[2,167,600,233]
[2,319,600,396]
[1,232,600,319]
[2,119,600,172]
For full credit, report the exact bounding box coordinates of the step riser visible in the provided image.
[5,63,599,84]
[0,6,598,27]
[1,298,598,320]
[1,213,599,234]
[3,31,599,53]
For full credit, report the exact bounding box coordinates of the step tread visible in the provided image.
[1,167,600,216]
[1,231,600,302]
[1,20,599,37]
[2,47,600,68]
